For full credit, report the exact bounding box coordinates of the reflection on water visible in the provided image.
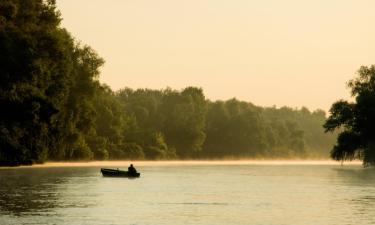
[0,162,375,225]
[332,167,375,225]
[0,168,62,216]
[334,167,375,184]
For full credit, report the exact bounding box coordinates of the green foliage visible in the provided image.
[324,65,375,166]
[160,87,206,158]
[0,0,69,165]
[116,87,203,159]
[121,143,145,160]
[0,0,103,165]
[116,88,334,160]
[203,101,335,159]
[86,84,126,160]
[262,106,336,158]
[203,100,265,157]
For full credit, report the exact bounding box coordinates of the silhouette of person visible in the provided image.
[128,164,137,174]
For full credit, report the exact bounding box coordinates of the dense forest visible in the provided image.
[0,0,337,166]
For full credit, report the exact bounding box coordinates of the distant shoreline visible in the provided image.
[0,160,362,169]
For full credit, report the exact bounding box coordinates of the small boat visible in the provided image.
[100,168,140,178]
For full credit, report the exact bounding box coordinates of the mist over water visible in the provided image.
[15,160,361,167]
[1,162,374,225]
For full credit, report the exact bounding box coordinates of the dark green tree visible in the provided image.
[86,84,127,160]
[0,0,70,165]
[203,99,267,157]
[324,65,375,166]
[160,87,207,158]
[116,88,176,159]
[49,45,104,161]
[0,0,105,165]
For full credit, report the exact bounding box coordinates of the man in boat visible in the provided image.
[128,164,137,174]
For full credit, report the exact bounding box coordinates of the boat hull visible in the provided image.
[100,168,140,178]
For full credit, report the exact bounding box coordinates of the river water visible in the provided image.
[0,161,375,225]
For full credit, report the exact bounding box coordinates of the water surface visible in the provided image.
[1,161,374,225]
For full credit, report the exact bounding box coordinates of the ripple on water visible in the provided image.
[0,163,374,225]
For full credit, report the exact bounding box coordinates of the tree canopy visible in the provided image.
[324,65,375,166]
[0,0,103,165]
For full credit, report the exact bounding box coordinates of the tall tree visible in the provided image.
[161,87,207,158]
[203,99,267,157]
[0,0,70,165]
[324,65,375,166]
[0,0,104,165]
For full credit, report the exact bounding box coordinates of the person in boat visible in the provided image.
[128,164,137,174]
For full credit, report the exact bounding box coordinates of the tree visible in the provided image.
[0,0,70,165]
[324,65,375,166]
[160,87,207,158]
[203,99,267,157]
[87,84,127,160]
[0,0,105,165]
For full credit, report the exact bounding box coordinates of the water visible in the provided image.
[1,161,375,225]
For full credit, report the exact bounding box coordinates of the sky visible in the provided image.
[56,0,375,112]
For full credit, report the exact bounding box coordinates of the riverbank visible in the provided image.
[0,159,361,169]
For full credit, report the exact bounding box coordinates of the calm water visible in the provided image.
[1,162,375,225]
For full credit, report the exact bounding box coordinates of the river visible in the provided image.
[0,161,374,225]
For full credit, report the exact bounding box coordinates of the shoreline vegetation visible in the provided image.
[1,159,362,169]
[0,1,338,167]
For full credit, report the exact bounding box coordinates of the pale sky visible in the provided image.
[57,0,375,112]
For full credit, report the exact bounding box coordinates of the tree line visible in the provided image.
[0,0,337,166]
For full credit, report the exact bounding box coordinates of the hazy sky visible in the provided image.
[57,0,375,112]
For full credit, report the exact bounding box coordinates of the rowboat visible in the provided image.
[100,168,140,178]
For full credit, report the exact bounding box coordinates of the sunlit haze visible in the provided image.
[57,0,375,111]
[11,160,360,168]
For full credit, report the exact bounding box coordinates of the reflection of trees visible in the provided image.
[0,168,67,216]
[333,167,375,222]
[351,195,375,207]
[334,167,375,186]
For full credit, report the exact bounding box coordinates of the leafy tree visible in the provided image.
[0,0,105,165]
[324,65,375,166]
[203,99,267,157]
[50,45,104,161]
[263,106,336,158]
[160,87,207,158]
[86,84,126,160]
[0,0,70,165]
